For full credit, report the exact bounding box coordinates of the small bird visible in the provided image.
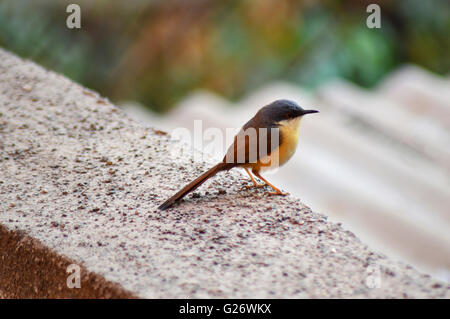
[158,99,318,210]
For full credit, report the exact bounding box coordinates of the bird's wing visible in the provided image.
[223,119,282,165]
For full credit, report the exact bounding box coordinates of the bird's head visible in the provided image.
[260,99,318,124]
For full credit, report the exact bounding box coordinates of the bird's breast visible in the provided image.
[254,117,302,171]
[277,117,301,165]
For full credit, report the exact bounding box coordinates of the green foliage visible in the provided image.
[0,0,448,112]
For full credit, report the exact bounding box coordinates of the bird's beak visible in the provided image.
[302,109,319,115]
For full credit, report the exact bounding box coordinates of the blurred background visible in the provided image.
[1,0,449,282]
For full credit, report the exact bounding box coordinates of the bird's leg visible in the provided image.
[252,170,289,196]
[243,167,265,188]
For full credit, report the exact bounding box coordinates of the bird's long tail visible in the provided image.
[158,162,230,210]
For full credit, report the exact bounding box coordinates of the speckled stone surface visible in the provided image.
[0,48,448,298]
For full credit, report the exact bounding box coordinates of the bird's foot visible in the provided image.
[244,183,266,189]
[267,190,289,196]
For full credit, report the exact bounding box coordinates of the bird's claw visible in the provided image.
[244,183,266,189]
[267,191,289,196]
